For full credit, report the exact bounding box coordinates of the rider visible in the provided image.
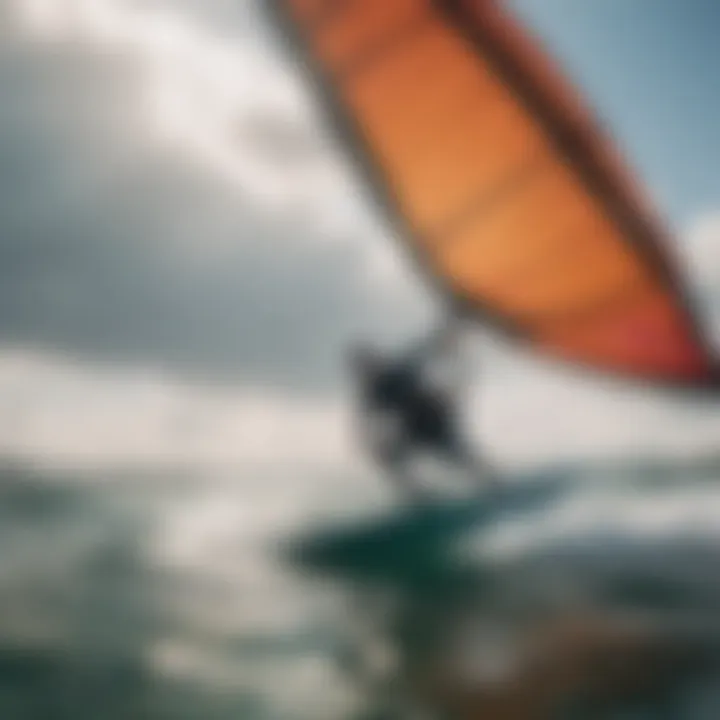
[348,319,493,500]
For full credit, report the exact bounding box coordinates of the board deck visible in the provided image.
[283,473,569,581]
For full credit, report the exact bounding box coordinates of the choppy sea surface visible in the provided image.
[1,457,720,719]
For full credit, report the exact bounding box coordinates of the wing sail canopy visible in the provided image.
[271,0,718,387]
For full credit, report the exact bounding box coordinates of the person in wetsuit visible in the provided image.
[348,321,493,500]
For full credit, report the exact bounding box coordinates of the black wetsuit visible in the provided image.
[359,342,464,462]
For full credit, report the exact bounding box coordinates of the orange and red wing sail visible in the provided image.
[269,0,718,387]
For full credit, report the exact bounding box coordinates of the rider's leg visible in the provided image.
[433,430,498,490]
[378,439,429,505]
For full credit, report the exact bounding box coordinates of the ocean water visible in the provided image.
[1,458,719,719]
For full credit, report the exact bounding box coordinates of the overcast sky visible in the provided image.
[1,0,720,476]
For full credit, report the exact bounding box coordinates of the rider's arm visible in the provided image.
[404,319,469,399]
[396,319,460,376]
[441,335,475,399]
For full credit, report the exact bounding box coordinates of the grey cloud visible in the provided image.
[0,24,424,393]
